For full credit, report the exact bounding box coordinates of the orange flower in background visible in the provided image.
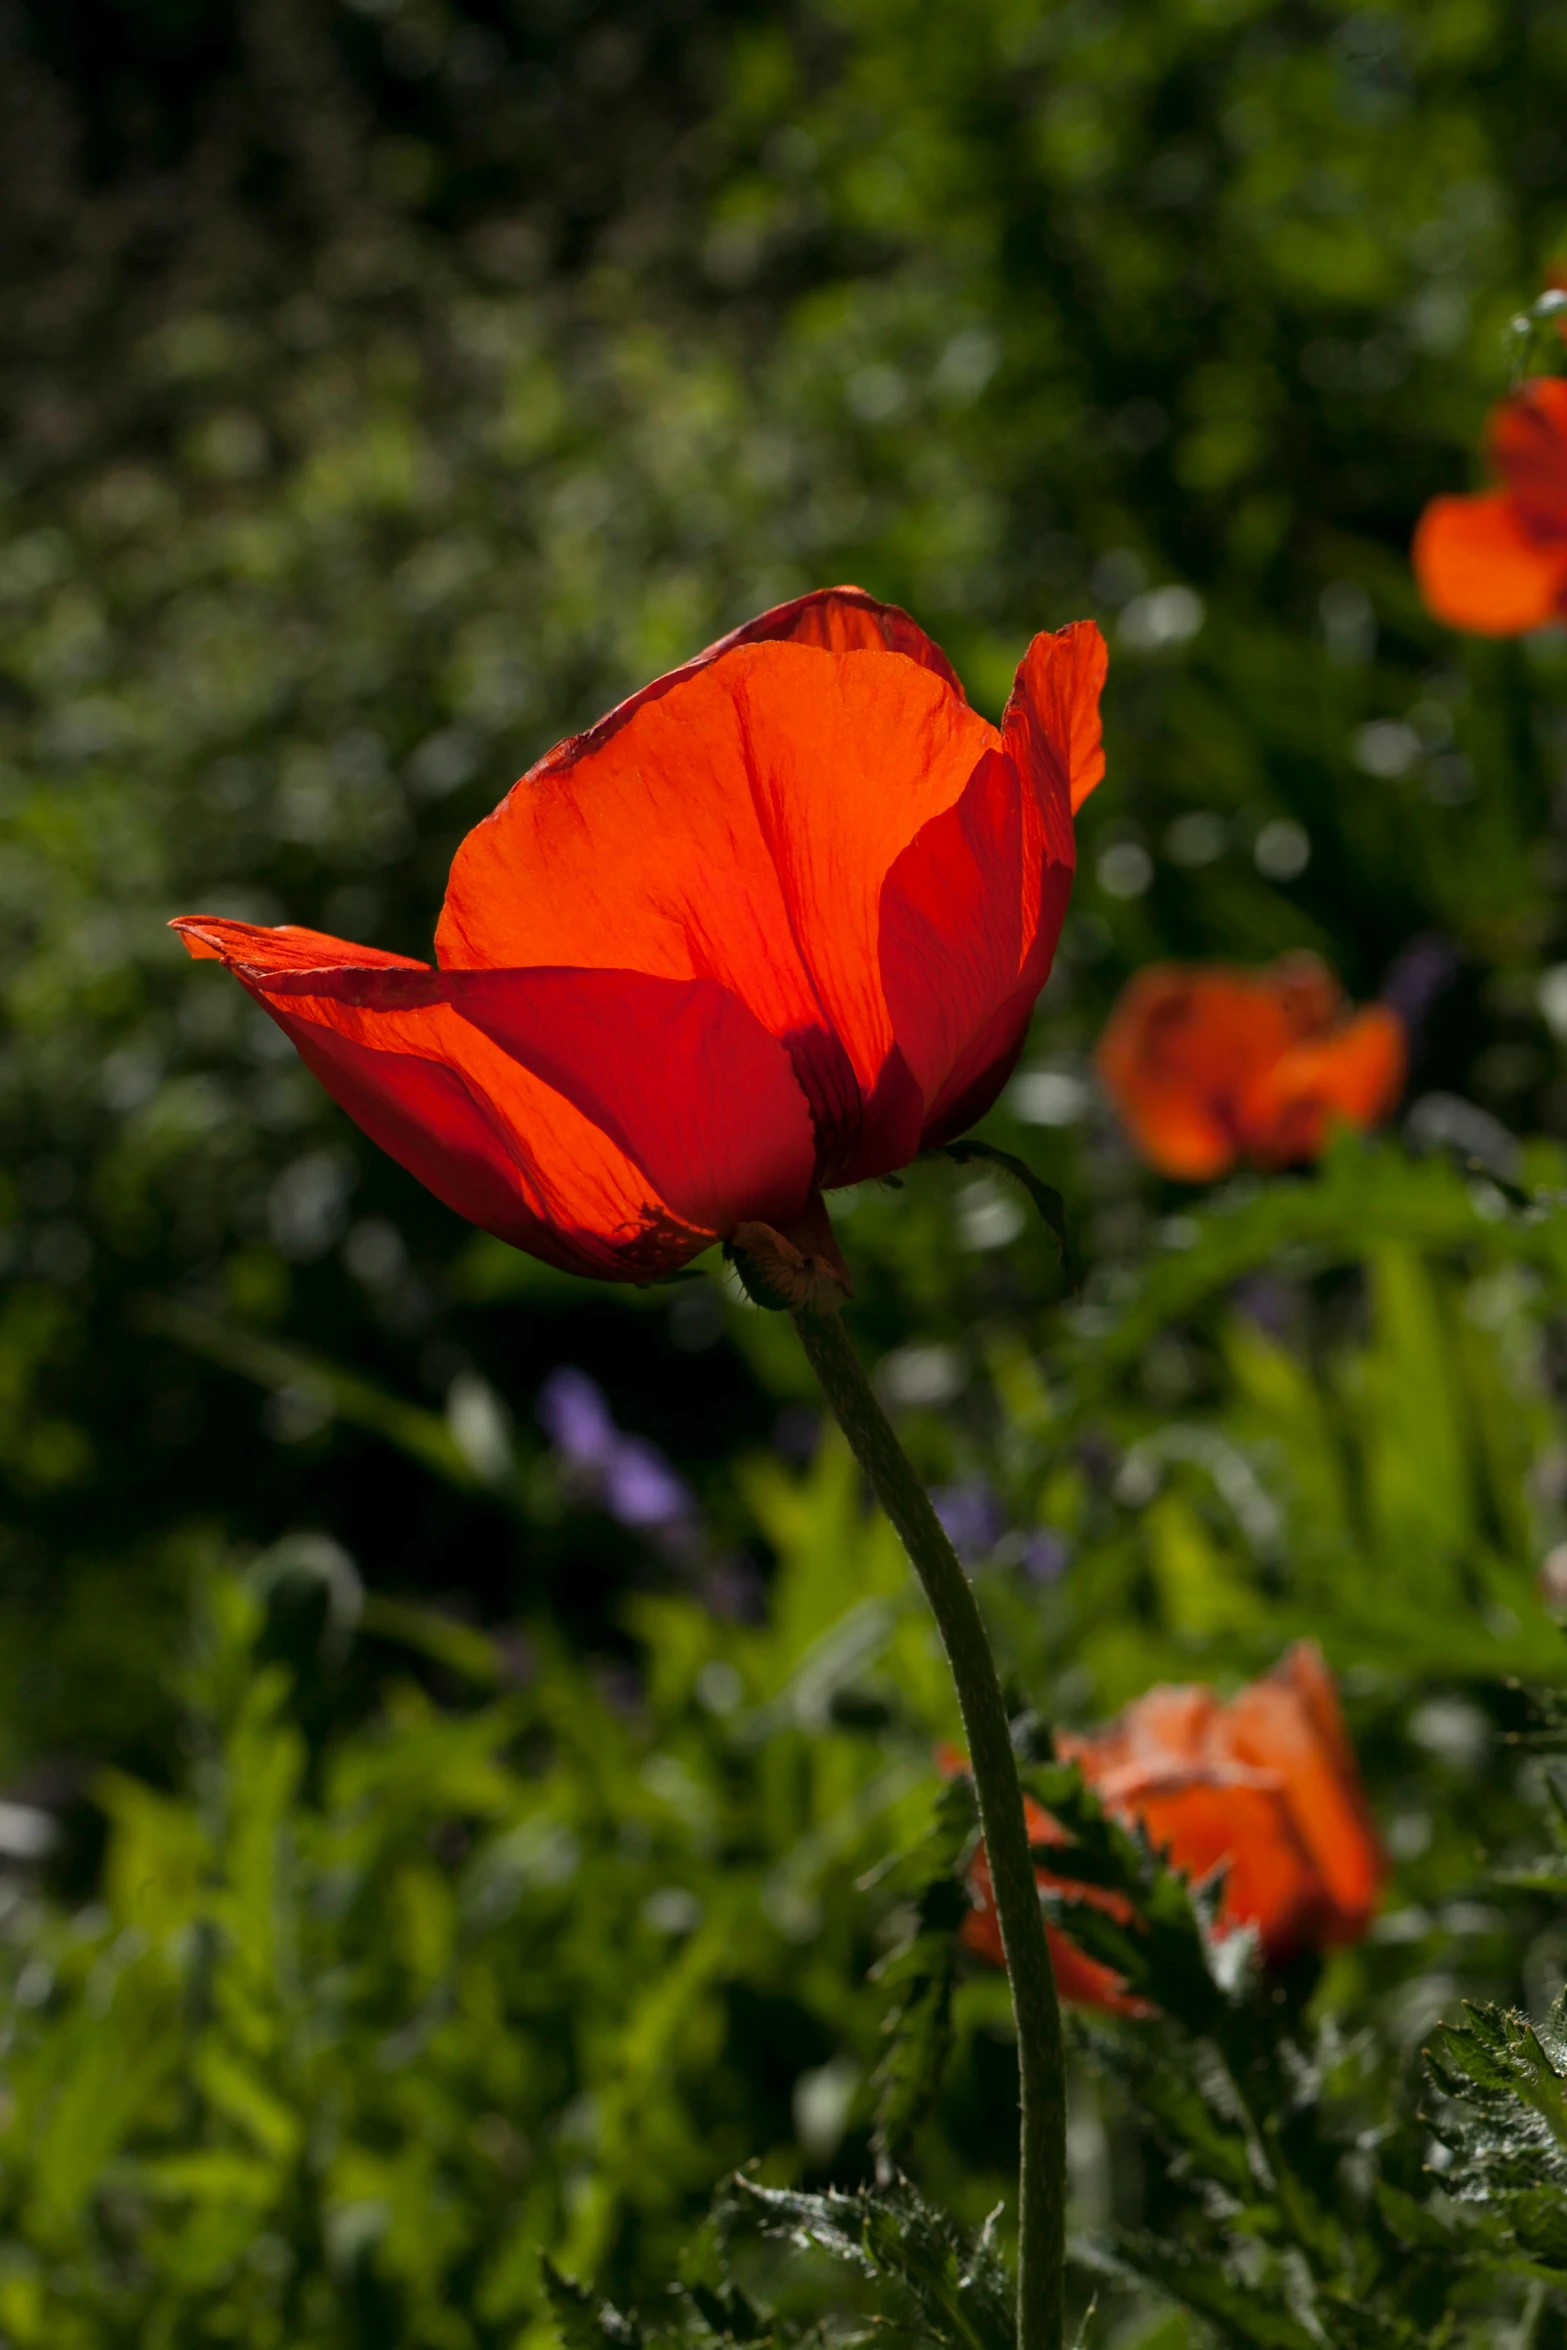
[174,589,1107,1287]
[1095,952,1405,1181]
[1414,373,1567,634]
[959,1643,1386,2015]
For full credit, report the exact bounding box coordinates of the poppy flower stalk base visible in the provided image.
[790,1303,1065,2350]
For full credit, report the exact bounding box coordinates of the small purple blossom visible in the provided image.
[933,1481,1006,1564]
[537,1367,619,1468]
[538,1367,696,1537]
[602,1438,694,1531]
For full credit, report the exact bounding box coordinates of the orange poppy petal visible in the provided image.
[281,1019,610,1274]
[878,750,1070,1147]
[525,586,969,787]
[1223,1644,1386,1942]
[704,583,967,694]
[878,626,1103,1146]
[1044,1922,1151,2016]
[1096,968,1287,1180]
[960,1831,1150,2014]
[1489,376,1567,535]
[1413,490,1567,635]
[172,916,428,974]
[428,966,817,1236]
[1095,962,1395,1181]
[1065,1683,1221,1783]
[1239,1003,1405,1168]
[1002,618,1109,819]
[1263,950,1342,1041]
[261,959,818,1244]
[1131,1778,1320,1960]
[170,919,709,1278]
[978,1649,1380,1984]
[437,641,1001,1175]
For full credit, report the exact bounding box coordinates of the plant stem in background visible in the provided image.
[791,1304,1066,2350]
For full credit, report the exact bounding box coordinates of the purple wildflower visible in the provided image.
[933,1481,1006,1564]
[538,1367,697,1537]
[537,1367,618,1468]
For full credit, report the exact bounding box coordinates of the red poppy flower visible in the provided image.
[1413,375,1567,634]
[957,1644,1385,2015]
[1095,952,1405,1182]
[173,589,1107,1288]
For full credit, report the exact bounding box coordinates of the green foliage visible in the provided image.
[0,1443,989,2343]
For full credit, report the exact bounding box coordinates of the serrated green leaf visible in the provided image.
[736,2179,1012,2350]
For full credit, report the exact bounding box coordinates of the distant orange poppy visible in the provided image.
[173,589,1107,1293]
[958,1644,1386,2015]
[1095,952,1404,1181]
[1414,374,1567,634]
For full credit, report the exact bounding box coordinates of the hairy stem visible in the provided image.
[791,1304,1065,2350]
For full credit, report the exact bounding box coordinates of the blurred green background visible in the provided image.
[5,1,1567,2341]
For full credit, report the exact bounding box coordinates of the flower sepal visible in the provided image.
[726,1196,853,1314]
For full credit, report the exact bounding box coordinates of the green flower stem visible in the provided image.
[791,1304,1065,2350]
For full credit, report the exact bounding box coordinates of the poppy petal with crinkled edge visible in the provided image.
[522,584,968,786]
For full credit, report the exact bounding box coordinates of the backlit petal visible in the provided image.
[1263,951,1342,1041]
[170,918,708,1278]
[315,964,819,1237]
[879,625,1103,1147]
[437,641,1001,1175]
[1413,489,1567,634]
[703,583,966,692]
[172,916,428,975]
[522,586,969,788]
[958,1788,1153,2016]
[1002,618,1108,818]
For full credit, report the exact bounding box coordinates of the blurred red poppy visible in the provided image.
[958,1644,1385,2015]
[1414,374,1567,634]
[174,589,1106,1286]
[1095,952,1405,1182]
